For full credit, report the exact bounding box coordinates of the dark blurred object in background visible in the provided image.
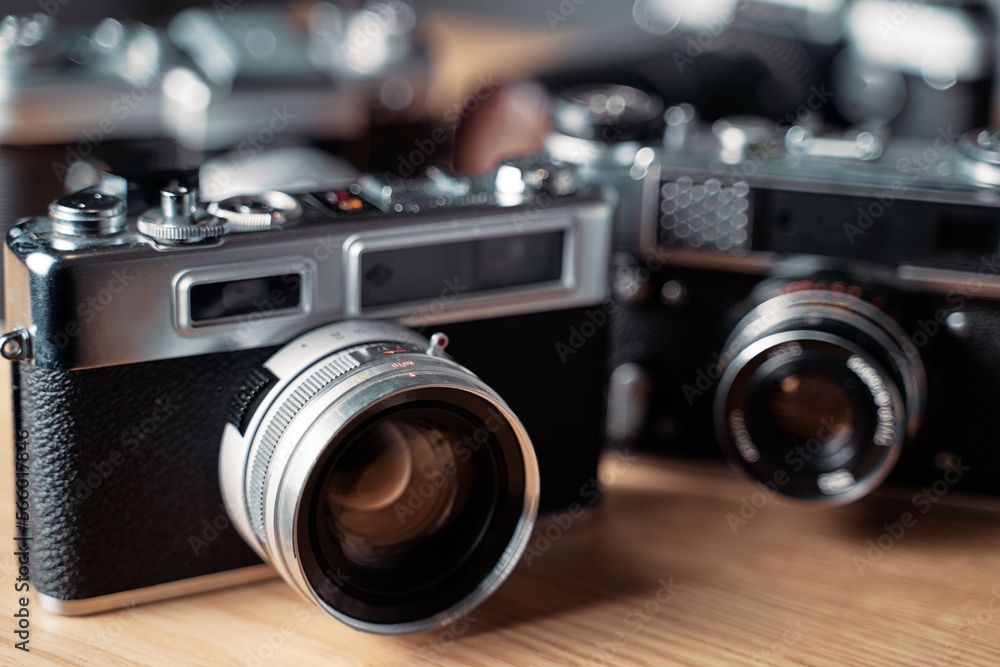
[532,0,996,140]
[832,0,995,137]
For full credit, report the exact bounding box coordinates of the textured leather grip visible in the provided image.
[17,347,277,601]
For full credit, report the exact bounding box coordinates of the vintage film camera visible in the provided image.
[0,2,427,317]
[553,84,1000,504]
[2,158,612,632]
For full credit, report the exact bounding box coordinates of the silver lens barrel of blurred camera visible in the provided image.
[219,320,539,634]
[714,290,927,504]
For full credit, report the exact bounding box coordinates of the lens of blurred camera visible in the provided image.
[768,373,855,443]
[220,321,537,634]
[714,290,925,503]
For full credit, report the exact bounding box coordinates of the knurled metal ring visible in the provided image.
[207,191,302,231]
[247,350,362,541]
[137,210,230,242]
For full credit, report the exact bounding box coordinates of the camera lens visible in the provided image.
[768,373,855,443]
[715,290,926,503]
[321,413,467,558]
[220,321,537,634]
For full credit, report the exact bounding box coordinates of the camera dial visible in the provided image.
[137,186,230,244]
[714,288,926,504]
[207,191,302,230]
[220,320,538,634]
[48,189,126,236]
[958,128,1000,188]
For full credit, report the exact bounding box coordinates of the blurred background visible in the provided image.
[10,0,996,126]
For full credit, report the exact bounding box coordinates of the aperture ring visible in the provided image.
[248,351,362,541]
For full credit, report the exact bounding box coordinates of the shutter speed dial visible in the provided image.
[137,187,230,244]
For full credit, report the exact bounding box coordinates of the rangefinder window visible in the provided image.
[359,230,565,308]
[189,274,302,324]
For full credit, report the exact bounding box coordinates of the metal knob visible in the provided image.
[49,189,126,236]
[137,186,229,244]
[957,128,1000,188]
[160,186,197,220]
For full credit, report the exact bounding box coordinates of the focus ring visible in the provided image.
[248,352,361,541]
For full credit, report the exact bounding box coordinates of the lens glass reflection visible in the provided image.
[768,372,856,442]
[303,399,527,626]
[322,415,473,567]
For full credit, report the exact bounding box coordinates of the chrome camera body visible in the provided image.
[3,158,612,633]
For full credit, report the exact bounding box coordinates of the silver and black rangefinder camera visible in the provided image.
[3,159,612,633]
[554,85,1000,506]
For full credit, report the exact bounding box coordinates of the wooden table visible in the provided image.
[3,397,1000,667]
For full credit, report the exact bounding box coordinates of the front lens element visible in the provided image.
[323,412,470,560]
[303,399,526,627]
[768,372,855,443]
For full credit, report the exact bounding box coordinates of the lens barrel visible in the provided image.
[220,320,538,634]
[714,290,926,503]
